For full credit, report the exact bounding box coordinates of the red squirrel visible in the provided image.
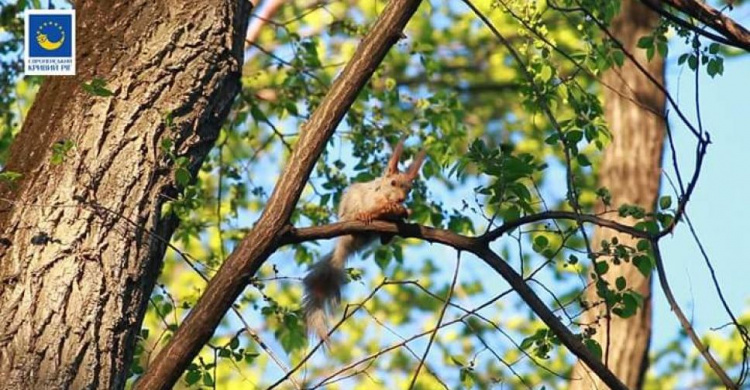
[303,138,425,345]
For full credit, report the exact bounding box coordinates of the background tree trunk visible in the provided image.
[0,0,250,388]
[570,1,666,389]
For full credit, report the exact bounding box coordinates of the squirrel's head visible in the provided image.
[378,137,426,203]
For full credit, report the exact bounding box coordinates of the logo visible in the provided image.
[24,9,76,76]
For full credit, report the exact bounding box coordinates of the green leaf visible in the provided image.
[616,292,639,318]
[678,53,689,65]
[656,42,668,58]
[633,255,653,277]
[374,247,391,270]
[0,171,23,183]
[185,370,201,385]
[596,187,612,206]
[244,352,259,363]
[707,59,718,77]
[584,338,603,361]
[51,139,75,165]
[460,367,475,388]
[520,336,535,350]
[160,138,174,155]
[130,364,144,375]
[612,50,625,67]
[688,55,698,70]
[626,290,644,308]
[576,154,591,167]
[175,156,190,168]
[534,235,549,249]
[657,212,674,229]
[539,65,553,82]
[163,111,174,129]
[284,101,299,116]
[659,196,672,209]
[636,239,650,252]
[202,372,214,386]
[509,182,532,201]
[250,104,268,123]
[160,302,173,315]
[384,77,396,90]
[594,261,609,275]
[707,58,723,78]
[503,205,521,221]
[636,36,653,49]
[615,276,626,291]
[520,329,547,350]
[634,220,659,234]
[566,130,583,143]
[81,77,114,97]
[175,167,191,187]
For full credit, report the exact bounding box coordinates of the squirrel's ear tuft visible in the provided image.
[406,149,426,180]
[385,136,405,176]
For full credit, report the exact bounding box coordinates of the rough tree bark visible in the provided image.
[0,0,250,389]
[570,1,666,389]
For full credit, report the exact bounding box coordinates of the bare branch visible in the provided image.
[650,242,737,389]
[281,219,628,390]
[408,254,460,388]
[480,210,650,242]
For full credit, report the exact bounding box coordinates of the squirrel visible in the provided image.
[302,137,426,345]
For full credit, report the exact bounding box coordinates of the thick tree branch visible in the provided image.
[280,220,480,248]
[280,220,628,390]
[640,0,748,51]
[280,210,649,246]
[136,0,424,388]
[645,0,750,52]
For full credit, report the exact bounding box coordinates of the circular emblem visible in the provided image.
[36,21,65,51]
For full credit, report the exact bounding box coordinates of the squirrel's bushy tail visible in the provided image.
[303,234,367,344]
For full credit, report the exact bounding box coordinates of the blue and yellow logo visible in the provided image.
[28,14,72,57]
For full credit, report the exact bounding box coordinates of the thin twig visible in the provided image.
[266,280,390,389]
[312,288,518,388]
[650,241,737,389]
[362,306,449,389]
[408,254,461,388]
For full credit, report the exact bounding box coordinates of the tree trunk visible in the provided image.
[570,1,665,389]
[0,1,250,389]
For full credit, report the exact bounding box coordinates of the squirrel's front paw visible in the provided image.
[387,203,409,218]
[355,211,373,225]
